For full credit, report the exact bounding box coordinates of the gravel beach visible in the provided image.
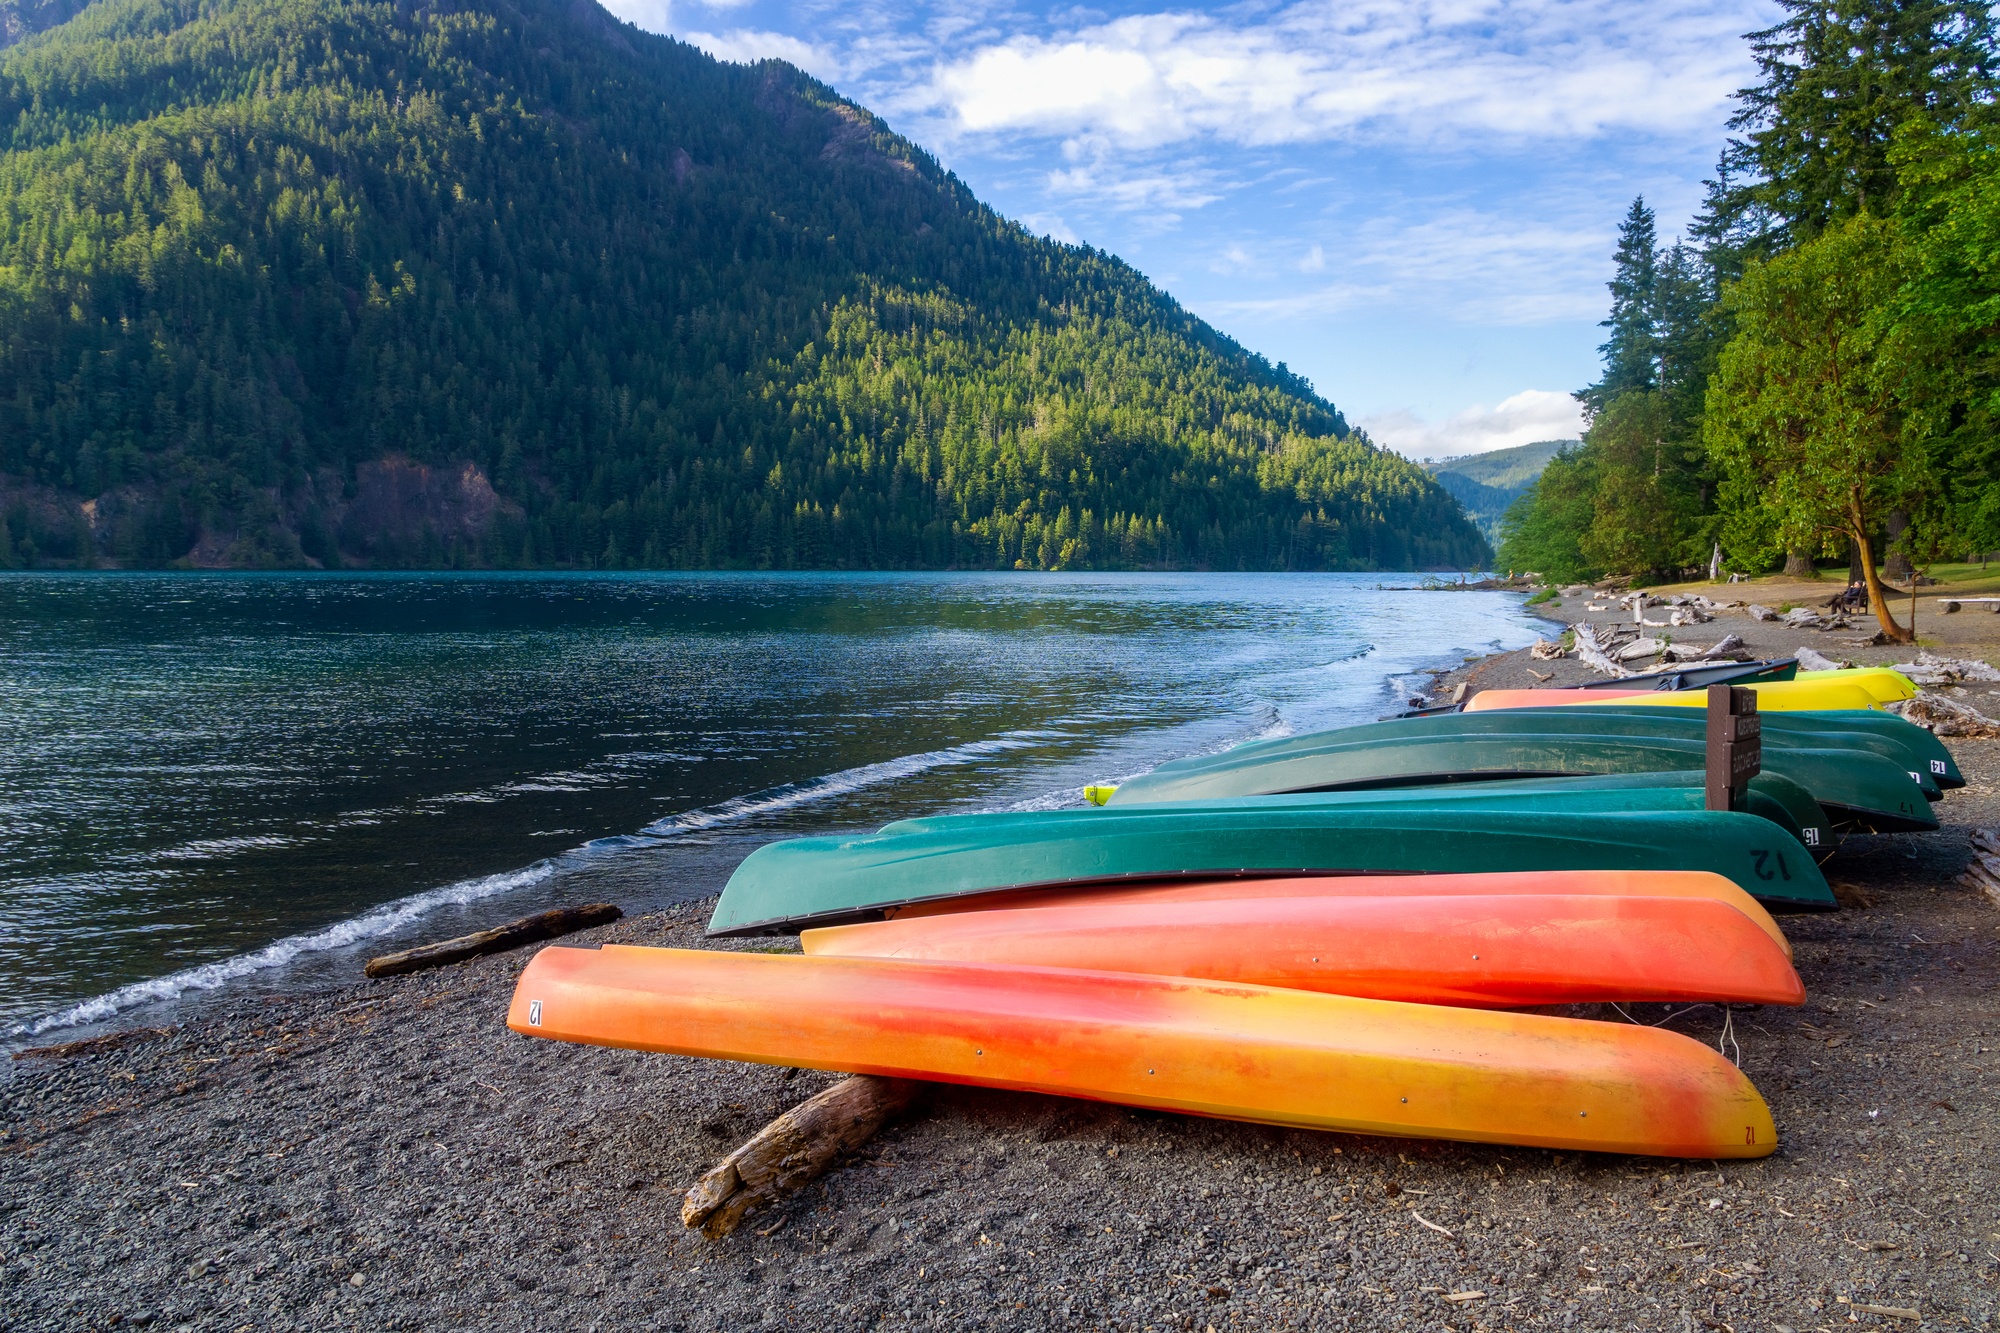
[6,593,2000,1333]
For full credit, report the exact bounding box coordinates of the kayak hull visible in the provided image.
[876,869,1794,959]
[1104,720,1937,831]
[1469,678,1890,712]
[707,806,1837,935]
[804,891,1806,1008]
[893,770,1834,853]
[1515,705,1963,790]
[509,945,1778,1159]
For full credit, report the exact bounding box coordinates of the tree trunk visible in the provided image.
[1783,549,1817,578]
[1883,510,1912,584]
[1847,538,1864,586]
[1851,504,1912,643]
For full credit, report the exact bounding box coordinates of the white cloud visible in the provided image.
[1019,213,1081,244]
[1045,164,1222,213]
[1300,244,1326,273]
[662,25,849,80]
[1358,390,1583,460]
[912,1,1767,152]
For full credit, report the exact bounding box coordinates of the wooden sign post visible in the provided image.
[1705,683,1761,811]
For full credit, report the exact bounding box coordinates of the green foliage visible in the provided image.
[0,0,1489,570]
[1705,0,1997,256]
[1887,118,2000,554]
[1581,198,1661,410]
[1576,391,1711,575]
[1704,213,1934,632]
[1495,445,1599,581]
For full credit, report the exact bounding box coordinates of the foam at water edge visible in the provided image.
[8,861,558,1039]
[12,733,1048,1041]
[611,734,1043,845]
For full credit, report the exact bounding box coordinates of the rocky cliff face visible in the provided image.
[0,460,522,569]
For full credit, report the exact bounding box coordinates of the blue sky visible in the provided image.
[604,0,1780,460]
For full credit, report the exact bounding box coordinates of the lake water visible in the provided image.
[0,572,1539,1042]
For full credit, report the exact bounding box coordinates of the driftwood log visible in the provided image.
[363,903,622,978]
[1571,621,1632,678]
[682,1075,918,1238]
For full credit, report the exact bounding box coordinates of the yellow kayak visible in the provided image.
[1467,673,1903,713]
[1794,667,1917,702]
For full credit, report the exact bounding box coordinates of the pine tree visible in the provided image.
[1579,198,1659,413]
[1705,0,1997,253]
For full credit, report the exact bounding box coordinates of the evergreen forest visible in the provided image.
[0,0,1489,571]
[1497,0,2000,640]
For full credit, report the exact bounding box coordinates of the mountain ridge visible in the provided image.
[1425,440,1575,544]
[0,0,1491,570]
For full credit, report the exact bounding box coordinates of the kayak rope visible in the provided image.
[1609,1001,1743,1067]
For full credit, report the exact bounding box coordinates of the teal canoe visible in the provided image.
[1562,705,1961,789]
[707,804,1837,935]
[1107,720,1936,832]
[884,770,1832,851]
[1119,707,1945,797]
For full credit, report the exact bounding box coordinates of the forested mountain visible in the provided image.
[1425,440,1571,542]
[0,0,1489,571]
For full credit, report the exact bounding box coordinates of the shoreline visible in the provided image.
[7,598,2000,1331]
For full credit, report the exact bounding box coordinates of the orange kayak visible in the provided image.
[877,869,1792,959]
[803,892,1804,1008]
[509,945,1777,1158]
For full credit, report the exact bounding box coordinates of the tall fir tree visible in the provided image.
[1701,0,1997,258]
[1579,198,1660,413]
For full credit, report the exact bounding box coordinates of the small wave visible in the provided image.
[13,733,1044,1041]
[8,862,557,1039]
[601,733,1042,849]
[147,834,303,862]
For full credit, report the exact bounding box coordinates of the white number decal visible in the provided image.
[528,999,543,1027]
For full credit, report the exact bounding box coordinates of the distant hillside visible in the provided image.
[1426,440,1576,542]
[0,0,1490,572]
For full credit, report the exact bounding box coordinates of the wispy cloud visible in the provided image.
[1359,390,1584,460]
[912,1,1764,152]
[1204,206,1614,326]
[668,25,849,79]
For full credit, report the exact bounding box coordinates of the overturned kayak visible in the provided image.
[1466,670,1912,713]
[707,804,1836,935]
[874,869,1794,959]
[940,770,1831,850]
[803,890,1806,1008]
[1794,667,1918,702]
[509,945,1778,1158]
[1103,715,1937,831]
[1516,705,1961,789]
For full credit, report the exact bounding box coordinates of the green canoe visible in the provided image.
[1123,707,1944,797]
[707,804,1837,936]
[882,770,1833,851]
[1561,705,1961,789]
[1107,721,1936,832]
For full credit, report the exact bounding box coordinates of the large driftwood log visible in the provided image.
[682,1075,918,1238]
[363,903,622,978]
[1571,621,1632,678]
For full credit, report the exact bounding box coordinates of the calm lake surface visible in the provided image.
[0,572,1539,1040]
